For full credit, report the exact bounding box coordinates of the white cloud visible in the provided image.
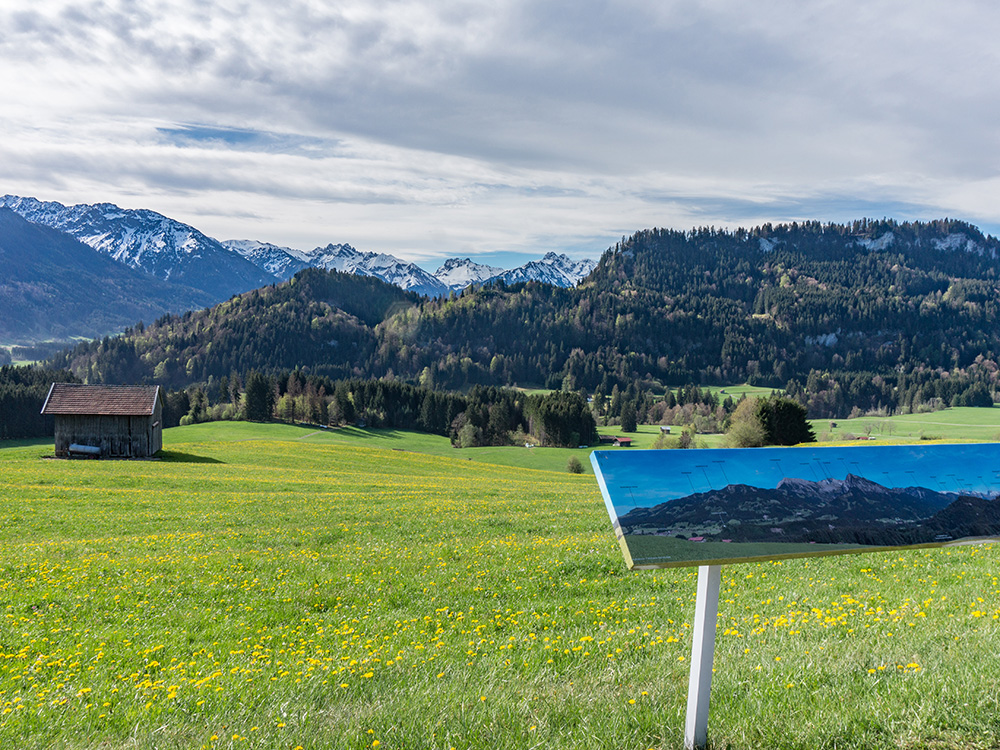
[4,0,1000,262]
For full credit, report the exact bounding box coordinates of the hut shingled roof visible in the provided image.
[41,383,161,416]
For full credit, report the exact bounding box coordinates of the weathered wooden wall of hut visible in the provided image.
[54,407,162,458]
[149,398,163,454]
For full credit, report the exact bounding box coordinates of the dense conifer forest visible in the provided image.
[0,365,77,439]
[4,218,1000,441]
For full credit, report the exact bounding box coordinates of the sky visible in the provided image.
[4,1,1000,270]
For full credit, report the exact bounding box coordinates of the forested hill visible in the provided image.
[592,219,999,295]
[49,218,1000,416]
[50,268,421,384]
[373,218,1000,390]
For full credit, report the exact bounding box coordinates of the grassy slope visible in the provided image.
[1,426,998,749]
[704,383,780,399]
[167,422,605,475]
[812,405,1000,443]
[165,421,728,476]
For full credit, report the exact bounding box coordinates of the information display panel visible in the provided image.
[591,443,1000,569]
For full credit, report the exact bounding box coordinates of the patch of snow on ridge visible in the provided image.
[805,332,839,347]
[932,233,994,257]
[856,232,895,251]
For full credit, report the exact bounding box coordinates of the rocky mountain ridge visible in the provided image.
[1,195,275,300]
[0,194,596,303]
[0,208,215,341]
[223,239,596,296]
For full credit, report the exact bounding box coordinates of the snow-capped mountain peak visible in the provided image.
[1,195,275,299]
[433,258,504,290]
[227,240,598,297]
[222,239,312,280]
[306,243,365,269]
[2,194,596,300]
[493,252,596,287]
[296,243,448,298]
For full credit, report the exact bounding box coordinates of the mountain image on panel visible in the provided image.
[617,474,1000,547]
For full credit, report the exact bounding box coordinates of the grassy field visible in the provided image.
[812,405,1000,443]
[704,384,781,400]
[166,422,726,476]
[0,426,998,749]
[170,422,610,475]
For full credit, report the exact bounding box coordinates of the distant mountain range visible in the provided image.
[0,208,215,341]
[9,193,1000,426]
[1,195,274,301]
[618,473,1000,547]
[0,195,596,340]
[220,239,596,297]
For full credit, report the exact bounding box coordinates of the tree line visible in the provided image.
[0,365,78,439]
[159,371,597,449]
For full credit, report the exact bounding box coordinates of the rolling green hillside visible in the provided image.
[162,418,737,471]
[812,404,1000,442]
[160,421,634,474]
[50,268,420,384]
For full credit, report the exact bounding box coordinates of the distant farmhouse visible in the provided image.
[41,383,163,458]
[598,435,634,447]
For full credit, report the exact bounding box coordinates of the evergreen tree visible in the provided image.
[609,385,622,418]
[759,397,816,445]
[620,400,637,432]
[244,371,274,422]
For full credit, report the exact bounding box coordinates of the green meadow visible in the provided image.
[812,405,1000,443]
[167,422,724,476]
[704,383,780,400]
[170,421,607,475]
[0,425,998,749]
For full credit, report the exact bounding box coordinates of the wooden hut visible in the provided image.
[41,383,163,458]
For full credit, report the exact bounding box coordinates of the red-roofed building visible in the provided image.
[41,383,162,458]
[613,437,633,447]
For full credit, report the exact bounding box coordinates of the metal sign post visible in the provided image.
[684,564,721,750]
